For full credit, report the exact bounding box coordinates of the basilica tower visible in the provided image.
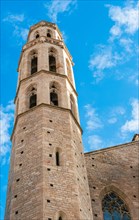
[5,21,93,220]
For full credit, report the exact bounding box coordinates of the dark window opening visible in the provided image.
[15,211,18,215]
[31,57,37,74]
[49,55,56,72]
[56,152,60,166]
[59,217,62,220]
[29,94,37,108]
[36,34,39,39]
[21,151,24,154]
[47,33,51,38]
[47,200,50,203]
[50,92,58,106]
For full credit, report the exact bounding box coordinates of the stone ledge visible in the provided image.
[11,103,83,140]
[14,69,78,103]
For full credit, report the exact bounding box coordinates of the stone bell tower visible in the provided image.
[5,21,93,220]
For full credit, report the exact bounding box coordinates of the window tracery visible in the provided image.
[102,192,131,220]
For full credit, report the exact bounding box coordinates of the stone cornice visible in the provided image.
[27,21,63,41]
[14,70,78,103]
[11,103,83,140]
[17,37,73,72]
[84,141,139,156]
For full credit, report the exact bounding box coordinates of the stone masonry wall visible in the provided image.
[85,141,139,220]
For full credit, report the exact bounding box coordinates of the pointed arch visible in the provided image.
[34,31,40,39]
[26,84,37,109]
[29,50,38,75]
[49,81,61,106]
[47,29,52,38]
[55,211,67,220]
[48,47,57,72]
[100,185,134,220]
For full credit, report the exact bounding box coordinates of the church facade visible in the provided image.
[5,21,139,220]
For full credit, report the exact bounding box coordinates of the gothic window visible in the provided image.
[49,82,60,106]
[50,92,58,106]
[102,192,131,220]
[47,29,52,38]
[56,152,60,166]
[34,31,40,39]
[27,86,37,109]
[49,55,56,72]
[36,33,39,39]
[31,53,38,74]
[29,94,37,108]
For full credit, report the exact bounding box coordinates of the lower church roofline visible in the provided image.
[84,138,139,155]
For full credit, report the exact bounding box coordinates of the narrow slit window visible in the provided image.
[56,152,60,166]
[29,94,37,108]
[31,57,37,74]
[49,55,56,72]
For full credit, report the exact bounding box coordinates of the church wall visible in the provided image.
[85,141,139,220]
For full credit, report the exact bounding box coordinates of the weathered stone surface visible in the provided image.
[85,141,139,220]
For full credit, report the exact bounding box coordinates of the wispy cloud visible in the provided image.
[121,98,139,134]
[0,101,14,165]
[108,106,125,124]
[107,1,139,39]
[45,0,77,23]
[89,1,139,83]
[3,13,28,41]
[88,135,103,150]
[3,13,25,23]
[89,45,122,82]
[84,104,103,130]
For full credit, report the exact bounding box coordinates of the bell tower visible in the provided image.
[5,21,93,220]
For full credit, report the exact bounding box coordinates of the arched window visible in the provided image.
[49,82,60,106]
[56,151,60,166]
[59,217,62,220]
[49,55,56,72]
[50,91,58,106]
[30,52,38,74]
[102,192,131,220]
[35,31,40,39]
[29,94,37,108]
[27,86,37,109]
[47,29,52,38]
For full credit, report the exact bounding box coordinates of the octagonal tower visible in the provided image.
[5,21,93,220]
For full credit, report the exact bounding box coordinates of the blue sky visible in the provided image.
[0,0,139,218]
